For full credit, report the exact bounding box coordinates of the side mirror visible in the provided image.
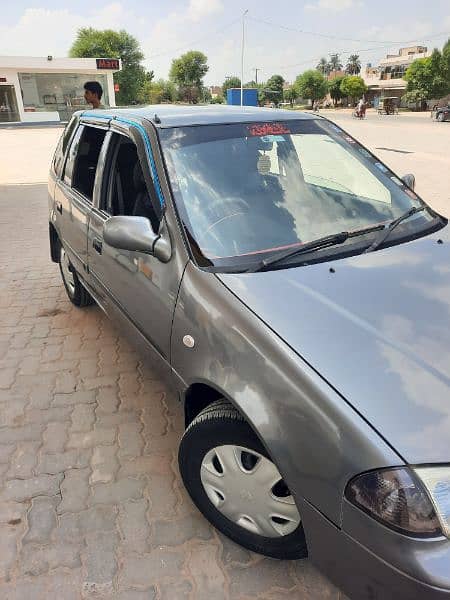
[103,216,171,262]
[401,173,415,190]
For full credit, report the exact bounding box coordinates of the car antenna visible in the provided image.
[153,113,161,124]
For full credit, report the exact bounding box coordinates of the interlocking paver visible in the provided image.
[0,142,366,597]
[58,468,90,513]
[23,495,59,545]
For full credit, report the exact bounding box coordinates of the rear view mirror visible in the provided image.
[103,216,171,262]
[401,174,415,190]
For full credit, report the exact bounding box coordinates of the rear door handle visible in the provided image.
[93,238,103,254]
[56,201,62,214]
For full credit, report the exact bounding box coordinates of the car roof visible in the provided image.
[81,104,317,128]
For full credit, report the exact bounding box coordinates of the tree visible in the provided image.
[137,78,176,105]
[263,74,285,106]
[340,75,367,105]
[70,28,148,105]
[328,54,343,73]
[169,51,208,103]
[328,75,346,106]
[222,76,241,97]
[442,38,450,84]
[345,54,361,75]
[294,70,328,106]
[284,85,297,107]
[404,48,449,106]
[316,57,329,75]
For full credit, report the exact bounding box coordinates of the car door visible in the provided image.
[87,118,187,377]
[54,118,109,276]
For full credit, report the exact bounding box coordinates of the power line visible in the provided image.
[149,16,241,60]
[247,15,450,46]
[263,35,450,73]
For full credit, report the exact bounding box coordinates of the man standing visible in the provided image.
[83,81,104,109]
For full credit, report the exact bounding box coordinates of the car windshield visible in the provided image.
[160,118,437,270]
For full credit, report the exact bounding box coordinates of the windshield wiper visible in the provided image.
[364,206,427,254]
[247,224,385,273]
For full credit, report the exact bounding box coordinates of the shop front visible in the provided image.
[0,56,121,123]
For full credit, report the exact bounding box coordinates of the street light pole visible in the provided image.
[240,9,248,106]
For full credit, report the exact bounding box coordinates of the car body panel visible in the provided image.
[216,227,450,465]
[170,261,403,525]
[301,498,450,600]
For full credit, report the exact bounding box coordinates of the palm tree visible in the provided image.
[328,54,343,73]
[316,57,329,75]
[346,54,361,75]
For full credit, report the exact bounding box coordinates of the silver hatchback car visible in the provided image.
[49,105,450,599]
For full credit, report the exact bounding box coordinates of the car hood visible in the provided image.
[217,228,450,464]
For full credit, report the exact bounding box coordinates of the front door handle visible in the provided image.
[56,201,62,214]
[93,238,103,254]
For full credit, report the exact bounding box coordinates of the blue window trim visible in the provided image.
[82,112,165,208]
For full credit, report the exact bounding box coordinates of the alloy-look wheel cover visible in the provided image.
[60,247,75,295]
[200,444,301,537]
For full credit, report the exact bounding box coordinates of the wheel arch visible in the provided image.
[182,379,274,460]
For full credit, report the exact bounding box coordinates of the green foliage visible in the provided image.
[405,48,450,101]
[442,38,450,82]
[316,58,329,75]
[210,95,225,104]
[169,51,209,103]
[328,75,346,105]
[222,76,241,95]
[294,70,328,103]
[340,75,367,101]
[137,78,176,104]
[284,85,297,107]
[69,28,147,105]
[328,54,343,72]
[266,74,285,97]
[345,54,361,75]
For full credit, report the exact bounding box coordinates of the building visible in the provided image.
[362,46,430,106]
[0,56,121,124]
[208,85,222,99]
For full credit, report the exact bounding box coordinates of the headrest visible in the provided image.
[133,162,146,191]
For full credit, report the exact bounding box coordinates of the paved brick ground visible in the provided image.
[0,184,343,598]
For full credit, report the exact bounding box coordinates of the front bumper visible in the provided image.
[300,498,450,600]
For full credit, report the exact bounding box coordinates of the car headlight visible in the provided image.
[345,467,443,538]
[415,466,450,538]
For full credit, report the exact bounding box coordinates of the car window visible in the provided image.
[52,115,79,177]
[161,119,437,270]
[64,124,107,201]
[291,134,390,204]
[102,133,159,232]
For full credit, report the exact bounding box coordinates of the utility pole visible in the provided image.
[254,68,260,85]
[240,9,248,106]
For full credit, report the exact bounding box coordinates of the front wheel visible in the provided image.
[178,400,307,559]
[437,112,445,122]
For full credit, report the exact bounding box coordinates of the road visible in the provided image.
[323,110,450,217]
[0,113,448,598]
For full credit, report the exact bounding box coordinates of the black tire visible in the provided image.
[59,244,94,307]
[178,399,308,560]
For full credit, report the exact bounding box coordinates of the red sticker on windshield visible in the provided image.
[247,123,291,136]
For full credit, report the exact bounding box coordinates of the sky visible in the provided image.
[0,0,449,85]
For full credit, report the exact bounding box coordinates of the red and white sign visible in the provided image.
[114,83,120,92]
[96,58,120,70]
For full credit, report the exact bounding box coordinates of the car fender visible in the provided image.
[171,262,403,526]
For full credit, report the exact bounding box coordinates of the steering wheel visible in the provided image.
[202,196,250,234]
[199,196,251,254]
